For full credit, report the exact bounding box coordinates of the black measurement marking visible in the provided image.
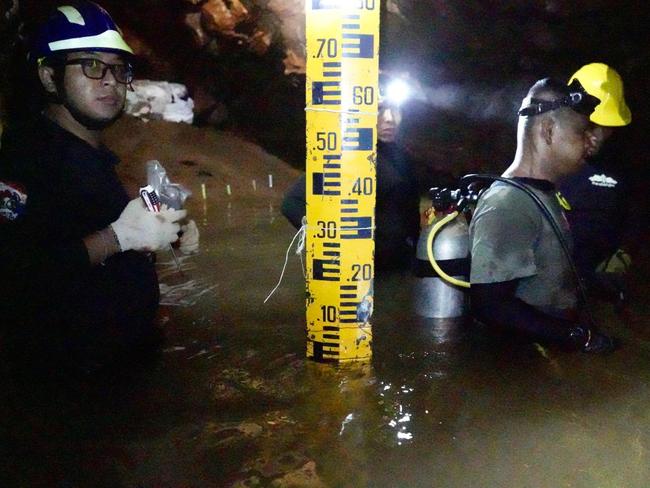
[339,275,361,322]
[340,216,373,239]
[342,128,373,151]
[342,33,374,58]
[323,154,341,169]
[339,313,358,323]
[312,81,341,105]
[313,258,340,281]
[313,342,339,361]
[311,172,341,196]
[341,199,360,214]
[312,58,341,105]
[323,62,341,76]
[339,283,359,327]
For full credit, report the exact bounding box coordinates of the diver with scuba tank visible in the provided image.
[416,77,618,352]
[467,78,617,353]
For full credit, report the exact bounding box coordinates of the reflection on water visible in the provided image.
[3,195,650,487]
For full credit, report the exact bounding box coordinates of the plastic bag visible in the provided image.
[146,160,192,210]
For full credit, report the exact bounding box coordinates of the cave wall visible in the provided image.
[1,0,648,184]
[3,0,307,163]
[382,1,649,179]
[0,0,20,136]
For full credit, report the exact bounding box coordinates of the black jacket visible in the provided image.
[0,115,134,316]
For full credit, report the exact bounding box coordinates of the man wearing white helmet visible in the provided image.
[0,2,189,373]
[559,63,632,305]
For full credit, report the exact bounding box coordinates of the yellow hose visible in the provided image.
[425,210,471,289]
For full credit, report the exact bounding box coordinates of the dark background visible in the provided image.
[1,0,648,229]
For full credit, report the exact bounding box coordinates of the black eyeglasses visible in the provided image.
[62,58,134,84]
[518,80,600,117]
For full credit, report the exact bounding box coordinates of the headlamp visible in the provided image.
[518,80,601,117]
[381,78,411,107]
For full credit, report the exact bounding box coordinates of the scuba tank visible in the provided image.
[414,188,471,319]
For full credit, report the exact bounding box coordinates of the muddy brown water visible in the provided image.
[3,185,650,488]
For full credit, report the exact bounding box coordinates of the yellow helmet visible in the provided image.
[569,63,631,126]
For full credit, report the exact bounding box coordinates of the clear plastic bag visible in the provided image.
[146,160,192,210]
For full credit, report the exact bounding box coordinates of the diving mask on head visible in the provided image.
[518,80,601,117]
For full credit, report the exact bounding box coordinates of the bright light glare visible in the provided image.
[398,414,411,423]
[386,79,411,106]
[339,413,355,436]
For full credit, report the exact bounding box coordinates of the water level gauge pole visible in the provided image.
[305,0,379,362]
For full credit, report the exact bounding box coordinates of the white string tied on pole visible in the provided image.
[263,217,375,304]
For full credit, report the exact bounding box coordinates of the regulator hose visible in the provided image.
[425,210,471,289]
[460,174,596,328]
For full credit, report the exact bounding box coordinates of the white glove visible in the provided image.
[179,219,200,255]
[110,198,186,252]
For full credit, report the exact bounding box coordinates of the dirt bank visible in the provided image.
[104,115,301,203]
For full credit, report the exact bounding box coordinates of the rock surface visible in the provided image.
[2,1,648,201]
[0,0,21,137]
[125,80,195,124]
[200,0,249,36]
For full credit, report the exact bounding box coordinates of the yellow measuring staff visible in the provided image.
[305,0,380,362]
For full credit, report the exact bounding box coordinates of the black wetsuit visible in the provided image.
[0,115,160,369]
[557,134,634,307]
[281,141,420,272]
[559,161,628,277]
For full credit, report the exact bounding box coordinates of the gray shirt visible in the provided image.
[469,179,577,319]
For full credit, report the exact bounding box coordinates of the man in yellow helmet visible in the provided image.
[559,63,632,306]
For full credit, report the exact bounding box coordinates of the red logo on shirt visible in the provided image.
[0,180,28,222]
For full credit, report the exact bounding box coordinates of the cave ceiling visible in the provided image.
[2,1,648,171]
